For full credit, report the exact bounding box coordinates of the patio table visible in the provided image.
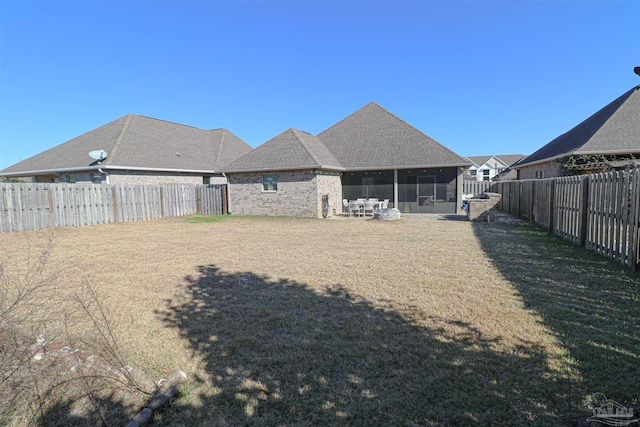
[349,200,381,216]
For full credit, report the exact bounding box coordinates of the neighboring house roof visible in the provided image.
[318,102,470,170]
[495,154,526,167]
[466,155,525,169]
[0,114,252,176]
[466,156,492,168]
[517,85,640,168]
[222,128,344,173]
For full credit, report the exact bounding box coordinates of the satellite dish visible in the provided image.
[88,149,108,161]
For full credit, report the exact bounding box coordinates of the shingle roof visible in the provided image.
[466,156,492,167]
[496,154,527,167]
[517,85,640,167]
[0,114,252,175]
[467,155,526,168]
[221,128,343,172]
[318,102,470,169]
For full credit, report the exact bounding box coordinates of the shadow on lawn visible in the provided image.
[154,263,589,426]
[473,222,640,410]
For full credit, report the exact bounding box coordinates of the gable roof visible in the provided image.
[466,156,491,167]
[221,128,343,172]
[497,154,527,166]
[0,114,252,176]
[318,102,470,170]
[467,154,526,169]
[517,85,640,168]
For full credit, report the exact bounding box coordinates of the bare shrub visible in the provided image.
[0,241,151,426]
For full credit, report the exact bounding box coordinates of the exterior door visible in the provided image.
[417,175,436,211]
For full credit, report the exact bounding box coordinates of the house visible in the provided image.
[0,114,252,185]
[221,102,471,218]
[219,128,344,217]
[465,154,526,181]
[515,84,640,179]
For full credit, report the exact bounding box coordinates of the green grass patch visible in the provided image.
[186,215,228,223]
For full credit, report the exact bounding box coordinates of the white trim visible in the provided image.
[222,163,471,174]
[343,163,471,172]
[0,165,221,177]
[222,164,345,173]
[516,149,640,169]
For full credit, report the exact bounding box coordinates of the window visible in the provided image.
[203,176,211,185]
[262,174,278,192]
[66,174,77,183]
[482,170,490,181]
[535,170,544,179]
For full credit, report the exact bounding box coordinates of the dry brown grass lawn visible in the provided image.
[1,215,637,426]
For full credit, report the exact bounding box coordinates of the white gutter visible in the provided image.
[342,163,472,172]
[222,163,471,174]
[515,149,640,169]
[221,165,346,173]
[0,165,220,177]
[101,165,219,174]
[0,166,103,176]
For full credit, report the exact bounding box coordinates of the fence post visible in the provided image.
[47,185,55,229]
[531,180,537,223]
[518,181,523,218]
[222,185,228,215]
[160,186,166,217]
[631,169,640,272]
[578,176,590,247]
[195,186,202,214]
[111,186,119,223]
[550,179,556,233]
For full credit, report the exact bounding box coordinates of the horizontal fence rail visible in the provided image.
[0,183,226,233]
[491,170,640,271]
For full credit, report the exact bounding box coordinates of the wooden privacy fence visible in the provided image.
[463,180,494,196]
[0,183,226,233]
[492,170,640,271]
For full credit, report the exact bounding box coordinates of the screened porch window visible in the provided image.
[397,168,457,214]
[342,170,393,202]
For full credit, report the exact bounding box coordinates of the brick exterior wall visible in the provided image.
[315,171,343,217]
[518,161,563,179]
[32,170,226,185]
[227,169,343,218]
[108,171,206,185]
[467,193,501,221]
[35,172,96,183]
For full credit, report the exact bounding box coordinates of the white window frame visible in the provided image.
[262,174,278,192]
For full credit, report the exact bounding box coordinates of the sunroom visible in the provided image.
[341,167,461,214]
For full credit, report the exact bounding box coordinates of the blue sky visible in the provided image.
[1,0,638,170]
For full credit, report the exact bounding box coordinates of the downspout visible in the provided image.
[99,168,109,184]
[223,173,231,214]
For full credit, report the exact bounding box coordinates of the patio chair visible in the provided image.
[349,200,363,217]
[342,199,351,217]
[363,200,375,216]
[382,199,389,209]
